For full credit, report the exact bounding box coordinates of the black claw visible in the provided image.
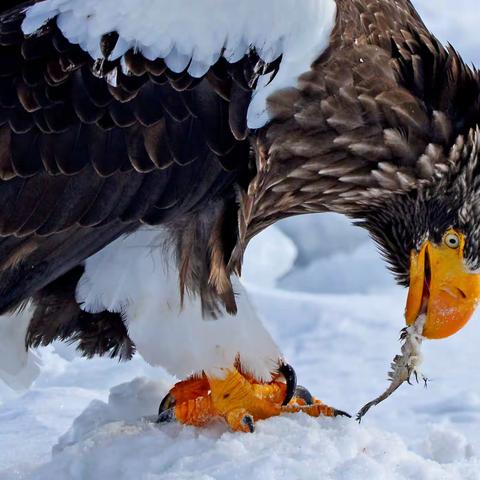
[278,363,297,406]
[334,409,352,418]
[242,415,255,433]
[294,385,315,406]
[156,407,175,424]
[158,392,176,416]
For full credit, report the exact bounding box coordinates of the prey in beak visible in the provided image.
[357,229,480,421]
[406,229,480,339]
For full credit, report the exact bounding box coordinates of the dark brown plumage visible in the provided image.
[1,0,480,360]
[26,266,135,360]
[0,2,263,320]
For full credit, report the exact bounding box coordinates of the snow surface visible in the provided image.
[2,213,480,479]
[2,216,480,478]
[2,1,480,478]
[22,0,336,129]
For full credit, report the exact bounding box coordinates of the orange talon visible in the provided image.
[174,396,217,427]
[252,381,287,405]
[225,408,255,433]
[160,366,349,431]
[169,374,210,404]
[208,369,282,423]
[282,401,336,418]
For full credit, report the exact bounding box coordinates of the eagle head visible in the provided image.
[358,129,480,340]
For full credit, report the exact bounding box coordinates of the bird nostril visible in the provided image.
[440,286,467,300]
[456,287,467,299]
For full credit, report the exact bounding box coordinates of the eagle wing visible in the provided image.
[0,2,274,312]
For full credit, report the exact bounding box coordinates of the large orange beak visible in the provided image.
[405,231,480,339]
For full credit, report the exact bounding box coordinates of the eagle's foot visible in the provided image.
[158,365,350,431]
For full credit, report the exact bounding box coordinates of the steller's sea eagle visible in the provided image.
[1,0,480,432]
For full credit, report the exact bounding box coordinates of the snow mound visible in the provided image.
[277,213,367,267]
[419,426,475,464]
[22,378,479,480]
[280,242,396,294]
[243,225,297,288]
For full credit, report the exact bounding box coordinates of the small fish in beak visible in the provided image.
[356,314,427,422]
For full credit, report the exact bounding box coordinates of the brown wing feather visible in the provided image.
[230,0,480,272]
[26,266,136,361]
[0,4,274,316]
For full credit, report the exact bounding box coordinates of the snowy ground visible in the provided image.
[2,1,480,479]
[3,215,480,480]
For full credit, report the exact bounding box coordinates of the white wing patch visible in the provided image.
[77,228,283,382]
[22,0,336,128]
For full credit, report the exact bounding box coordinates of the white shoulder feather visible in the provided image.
[22,0,337,128]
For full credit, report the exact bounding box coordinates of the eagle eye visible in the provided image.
[444,232,460,249]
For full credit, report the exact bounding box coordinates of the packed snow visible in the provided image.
[2,1,480,478]
[22,0,336,129]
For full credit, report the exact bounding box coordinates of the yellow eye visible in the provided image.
[444,232,460,249]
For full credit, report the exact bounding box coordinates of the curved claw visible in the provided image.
[242,414,255,433]
[333,409,352,418]
[156,407,175,424]
[278,363,297,406]
[158,392,176,415]
[294,385,315,405]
